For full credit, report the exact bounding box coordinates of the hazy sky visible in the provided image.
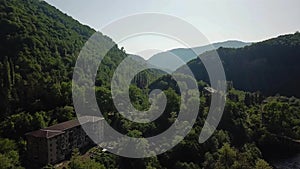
[45,0,300,59]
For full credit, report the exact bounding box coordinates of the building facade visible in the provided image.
[25,116,104,166]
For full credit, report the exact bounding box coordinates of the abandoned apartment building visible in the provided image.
[25,116,104,166]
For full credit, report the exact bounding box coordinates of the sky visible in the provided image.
[45,0,300,59]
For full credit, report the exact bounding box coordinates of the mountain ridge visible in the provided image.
[147,40,251,72]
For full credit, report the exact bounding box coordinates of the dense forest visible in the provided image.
[0,0,299,169]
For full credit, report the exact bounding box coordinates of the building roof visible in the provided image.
[26,130,65,139]
[25,116,104,138]
[45,119,81,131]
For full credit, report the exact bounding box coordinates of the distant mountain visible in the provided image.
[128,54,146,62]
[129,54,170,72]
[177,32,300,97]
[148,40,251,72]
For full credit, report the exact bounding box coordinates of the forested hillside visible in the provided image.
[179,32,300,97]
[0,0,96,116]
[0,0,161,118]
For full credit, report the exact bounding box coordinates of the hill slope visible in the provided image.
[178,32,300,97]
[0,0,162,118]
[0,0,95,116]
